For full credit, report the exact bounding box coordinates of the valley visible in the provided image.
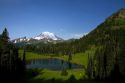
[0,1,125,82]
[18,8,125,82]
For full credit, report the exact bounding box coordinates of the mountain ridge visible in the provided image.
[33,32,63,40]
[12,32,64,44]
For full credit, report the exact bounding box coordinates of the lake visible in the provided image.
[26,58,83,70]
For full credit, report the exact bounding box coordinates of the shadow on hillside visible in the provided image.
[28,76,108,83]
[0,72,26,83]
[26,69,108,83]
[26,69,125,83]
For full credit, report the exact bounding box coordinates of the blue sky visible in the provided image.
[0,0,125,40]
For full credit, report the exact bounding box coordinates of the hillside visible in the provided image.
[24,8,125,81]
[80,8,125,46]
[83,8,125,80]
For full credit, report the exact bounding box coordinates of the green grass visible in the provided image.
[19,51,51,61]
[19,46,97,82]
[30,69,85,80]
[19,51,86,65]
[19,46,96,67]
[27,69,86,83]
[27,69,106,83]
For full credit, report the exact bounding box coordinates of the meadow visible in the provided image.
[19,47,96,83]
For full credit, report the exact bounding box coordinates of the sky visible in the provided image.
[0,0,125,40]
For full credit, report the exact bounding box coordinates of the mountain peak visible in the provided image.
[34,31,62,40]
[42,31,54,35]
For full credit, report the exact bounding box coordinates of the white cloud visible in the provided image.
[83,32,89,35]
[74,34,83,38]
[71,32,89,39]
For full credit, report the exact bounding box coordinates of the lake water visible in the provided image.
[26,58,83,70]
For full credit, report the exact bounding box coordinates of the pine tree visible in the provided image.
[0,28,26,81]
[1,28,9,42]
[86,53,94,79]
[23,49,26,68]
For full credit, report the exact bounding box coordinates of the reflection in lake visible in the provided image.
[26,58,83,70]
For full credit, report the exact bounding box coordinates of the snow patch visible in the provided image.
[33,31,59,40]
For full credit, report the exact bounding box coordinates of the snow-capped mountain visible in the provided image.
[33,32,62,40]
[12,37,29,43]
[12,32,63,44]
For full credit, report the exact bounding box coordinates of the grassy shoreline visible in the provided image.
[27,69,85,81]
[19,48,96,81]
[19,48,95,67]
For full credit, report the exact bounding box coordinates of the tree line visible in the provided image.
[86,17,125,82]
[0,28,26,82]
